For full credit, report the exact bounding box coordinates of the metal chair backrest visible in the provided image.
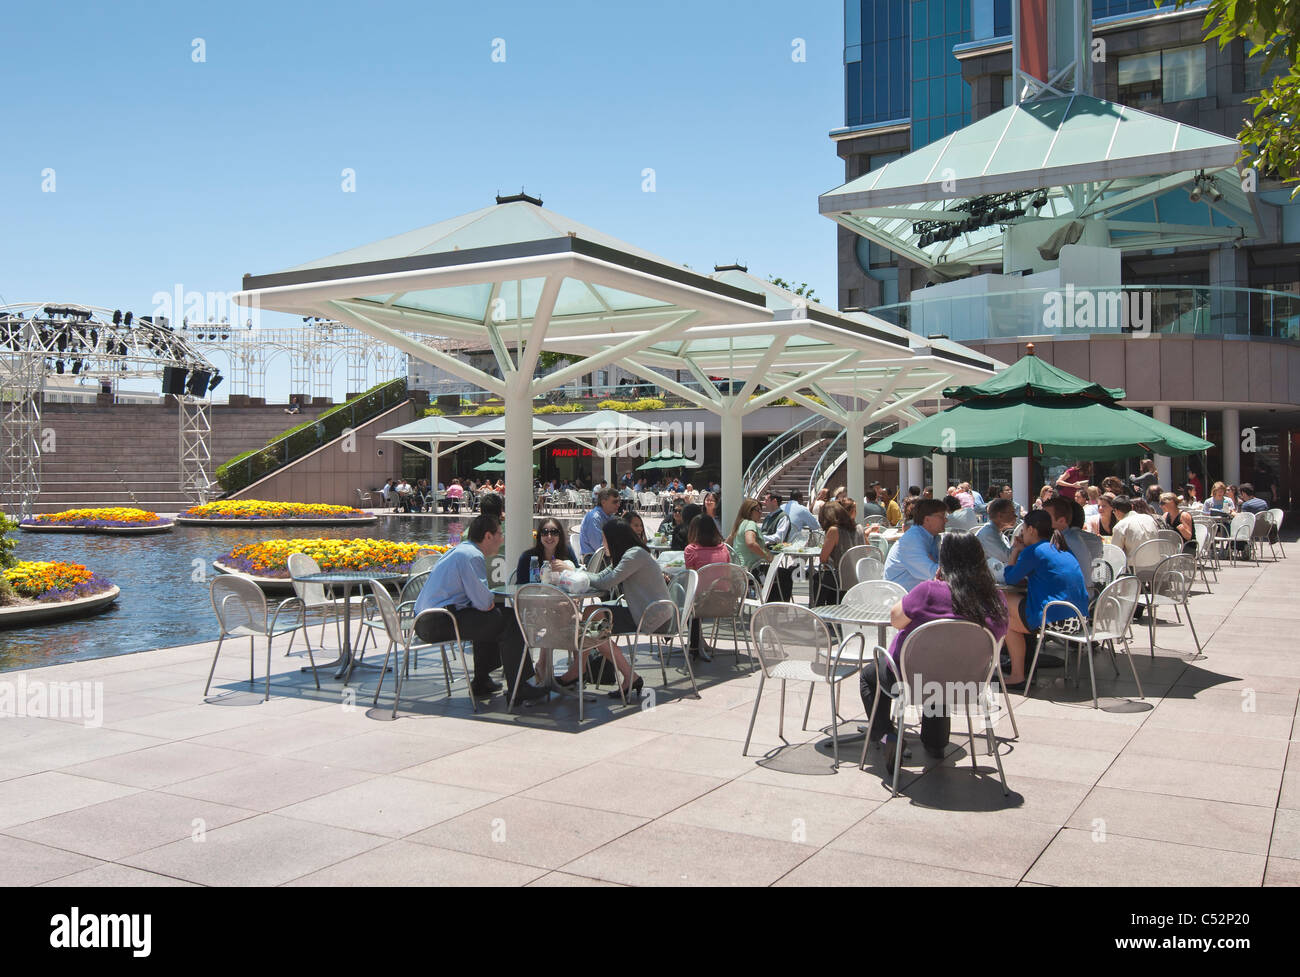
[1101,543,1127,580]
[669,569,698,633]
[1250,510,1274,540]
[1193,523,1213,561]
[867,535,890,562]
[286,552,328,607]
[1156,529,1185,549]
[751,602,832,677]
[410,552,441,577]
[513,583,584,654]
[895,619,998,706]
[1229,512,1255,541]
[693,562,748,619]
[1152,554,1196,603]
[366,579,403,641]
[585,548,608,572]
[758,551,793,601]
[843,579,906,615]
[1132,537,1178,571]
[837,544,875,592]
[1092,575,1140,639]
[1090,557,1114,592]
[398,571,429,607]
[864,514,885,526]
[854,556,884,583]
[210,575,267,636]
[1268,508,1285,535]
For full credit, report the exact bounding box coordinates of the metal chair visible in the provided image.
[743,603,863,768]
[1024,597,1088,694]
[408,607,479,713]
[1100,543,1127,583]
[1227,512,1257,566]
[1155,529,1186,549]
[694,562,755,669]
[355,488,373,506]
[1192,523,1217,587]
[1250,510,1276,561]
[837,543,875,594]
[1131,537,1180,592]
[409,552,441,577]
[365,580,422,718]
[1138,554,1203,657]
[864,514,886,526]
[1026,579,1144,709]
[285,552,349,653]
[627,570,699,700]
[204,575,315,702]
[840,579,907,666]
[1267,509,1286,559]
[511,583,613,722]
[859,619,1008,796]
[854,555,884,583]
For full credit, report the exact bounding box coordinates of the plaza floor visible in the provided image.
[1,548,1297,887]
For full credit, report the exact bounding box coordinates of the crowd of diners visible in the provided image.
[405,459,1267,762]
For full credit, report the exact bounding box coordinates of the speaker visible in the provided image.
[161,366,187,395]
[186,369,212,398]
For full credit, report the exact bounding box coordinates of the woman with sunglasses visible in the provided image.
[515,517,577,585]
[702,491,723,533]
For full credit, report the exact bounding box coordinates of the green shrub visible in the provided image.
[474,405,505,415]
[629,398,666,411]
[422,406,444,417]
[535,403,581,414]
[597,399,629,410]
[0,514,17,570]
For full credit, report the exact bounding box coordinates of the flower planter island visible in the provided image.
[0,560,120,628]
[19,508,174,535]
[176,500,378,527]
[211,538,447,590]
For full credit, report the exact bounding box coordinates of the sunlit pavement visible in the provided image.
[1,546,1297,887]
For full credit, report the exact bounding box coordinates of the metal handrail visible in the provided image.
[742,414,828,499]
[807,419,900,501]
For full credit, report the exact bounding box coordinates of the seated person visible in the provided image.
[727,498,772,574]
[975,497,1016,565]
[1158,491,1198,556]
[859,533,1008,763]
[943,494,979,532]
[413,515,546,703]
[670,503,702,551]
[1203,481,1235,516]
[683,514,730,657]
[1001,510,1089,690]
[884,499,945,592]
[1045,498,1104,597]
[559,519,672,700]
[442,478,465,513]
[1108,494,1159,566]
[812,500,864,606]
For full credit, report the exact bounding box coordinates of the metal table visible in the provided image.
[805,600,895,749]
[290,570,403,682]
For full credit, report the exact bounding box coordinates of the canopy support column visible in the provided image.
[931,453,949,495]
[906,457,924,497]
[603,452,612,486]
[720,402,743,530]
[504,383,534,570]
[1222,408,1240,486]
[1012,457,1031,512]
[1152,405,1173,490]
[845,413,866,510]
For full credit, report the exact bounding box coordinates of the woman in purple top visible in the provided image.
[859,533,1009,765]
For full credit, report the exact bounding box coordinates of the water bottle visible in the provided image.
[529,556,541,583]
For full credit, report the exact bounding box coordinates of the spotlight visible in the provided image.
[1189,184,1202,203]
[123,311,132,326]
[71,360,82,375]
[112,309,122,325]
[55,359,64,374]
[1032,192,1048,209]
[1207,182,1223,203]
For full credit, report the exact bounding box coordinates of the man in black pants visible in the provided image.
[412,514,546,703]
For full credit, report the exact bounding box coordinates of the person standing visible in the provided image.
[1129,459,1159,498]
[1056,461,1091,502]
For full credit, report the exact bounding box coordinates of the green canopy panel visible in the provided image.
[866,398,1213,460]
[943,349,1125,402]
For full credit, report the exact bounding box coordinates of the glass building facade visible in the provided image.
[844,0,910,128]
[911,0,974,147]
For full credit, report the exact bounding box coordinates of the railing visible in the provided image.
[741,414,829,500]
[807,419,901,502]
[216,378,408,494]
[869,284,1300,343]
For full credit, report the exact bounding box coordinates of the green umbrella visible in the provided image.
[636,449,702,472]
[868,347,1213,460]
[474,452,539,474]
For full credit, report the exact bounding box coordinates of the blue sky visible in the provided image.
[1,0,846,399]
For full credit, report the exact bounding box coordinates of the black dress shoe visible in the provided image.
[510,684,550,703]
[470,679,501,697]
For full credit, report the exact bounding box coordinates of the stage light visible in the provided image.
[55,359,64,374]
[123,311,133,326]
[1207,183,1223,203]
[209,374,223,392]
[1189,184,1202,203]
[113,309,122,325]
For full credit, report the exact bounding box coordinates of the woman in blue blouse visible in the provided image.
[1001,509,1089,691]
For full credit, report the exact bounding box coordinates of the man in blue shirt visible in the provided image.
[1001,509,1088,690]
[413,514,546,702]
[782,490,821,534]
[580,487,620,556]
[884,499,945,592]
[976,498,1016,565]
[1238,482,1268,515]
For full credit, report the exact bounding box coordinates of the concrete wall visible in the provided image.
[961,334,1300,409]
[230,401,417,506]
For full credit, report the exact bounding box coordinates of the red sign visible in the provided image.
[550,447,592,458]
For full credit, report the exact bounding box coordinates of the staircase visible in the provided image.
[758,440,828,499]
[28,402,328,514]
